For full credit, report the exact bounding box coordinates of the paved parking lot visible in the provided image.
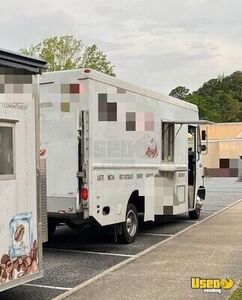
[1,177,242,300]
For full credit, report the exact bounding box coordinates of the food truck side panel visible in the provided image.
[88,78,198,226]
[0,65,44,291]
[39,70,203,233]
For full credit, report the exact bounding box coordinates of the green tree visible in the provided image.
[81,44,115,76]
[169,86,190,100]
[20,35,115,76]
[170,71,242,122]
[186,91,240,122]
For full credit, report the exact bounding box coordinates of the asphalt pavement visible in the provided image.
[65,197,242,300]
[1,177,241,300]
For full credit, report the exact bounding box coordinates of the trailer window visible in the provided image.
[0,125,15,179]
[162,122,174,162]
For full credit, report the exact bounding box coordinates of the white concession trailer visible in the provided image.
[40,69,208,243]
[0,49,47,291]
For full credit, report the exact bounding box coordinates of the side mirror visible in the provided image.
[201,144,207,152]
[201,130,207,141]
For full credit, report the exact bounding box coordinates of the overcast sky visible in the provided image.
[0,0,241,94]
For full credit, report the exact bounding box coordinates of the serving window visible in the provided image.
[0,123,15,180]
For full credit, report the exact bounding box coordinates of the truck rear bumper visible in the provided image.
[48,212,92,225]
[47,196,77,214]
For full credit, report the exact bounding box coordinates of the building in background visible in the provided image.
[203,123,242,177]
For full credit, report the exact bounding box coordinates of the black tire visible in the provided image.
[189,207,201,220]
[118,203,139,244]
[67,223,83,230]
[48,220,57,240]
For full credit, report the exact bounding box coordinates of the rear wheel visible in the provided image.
[48,219,57,240]
[118,203,139,244]
[67,223,83,230]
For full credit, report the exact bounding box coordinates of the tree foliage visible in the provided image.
[170,71,242,122]
[81,45,115,76]
[20,35,116,76]
[169,86,189,100]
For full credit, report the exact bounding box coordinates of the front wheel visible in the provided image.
[189,206,201,220]
[118,203,139,244]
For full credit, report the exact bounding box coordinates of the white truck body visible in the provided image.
[40,69,206,233]
[0,50,47,291]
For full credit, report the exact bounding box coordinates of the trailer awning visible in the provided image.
[163,119,214,125]
[0,118,19,123]
[0,48,47,74]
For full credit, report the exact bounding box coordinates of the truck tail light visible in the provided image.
[80,188,88,201]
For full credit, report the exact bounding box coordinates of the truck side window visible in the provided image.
[0,125,14,179]
[188,126,196,152]
[162,122,174,162]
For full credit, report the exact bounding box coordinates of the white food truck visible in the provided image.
[40,69,209,243]
[0,49,47,291]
